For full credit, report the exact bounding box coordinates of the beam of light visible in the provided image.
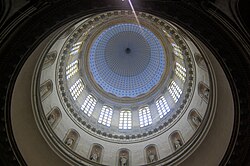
[127,0,144,34]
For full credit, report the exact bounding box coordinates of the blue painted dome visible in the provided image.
[89,23,166,97]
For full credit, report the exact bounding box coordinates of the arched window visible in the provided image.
[69,79,84,100]
[98,106,113,127]
[119,110,132,129]
[171,43,183,59]
[69,42,82,56]
[139,107,152,127]
[175,62,186,82]
[66,60,78,79]
[168,81,182,103]
[156,96,170,118]
[81,95,97,116]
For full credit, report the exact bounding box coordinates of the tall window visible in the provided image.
[171,43,184,59]
[119,110,132,129]
[69,79,84,100]
[98,106,113,127]
[175,62,186,82]
[156,96,170,118]
[81,95,97,116]
[168,81,182,103]
[139,107,152,127]
[70,42,82,56]
[66,60,78,79]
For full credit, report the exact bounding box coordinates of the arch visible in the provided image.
[198,82,210,103]
[168,80,182,103]
[88,143,104,163]
[69,78,84,100]
[81,94,97,116]
[119,110,132,129]
[188,109,202,130]
[66,60,79,80]
[42,51,57,69]
[138,106,152,127]
[169,131,184,151]
[46,107,62,129]
[175,62,186,82]
[63,129,80,150]
[156,96,170,118]
[98,105,113,127]
[40,80,53,101]
[144,144,159,163]
[117,148,130,166]
[194,53,207,71]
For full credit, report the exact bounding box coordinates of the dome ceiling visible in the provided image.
[2,0,250,165]
[32,10,216,166]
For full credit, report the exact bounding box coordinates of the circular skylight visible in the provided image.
[89,23,166,97]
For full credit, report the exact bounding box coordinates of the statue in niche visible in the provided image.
[170,131,183,151]
[40,80,52,101]
[46,107,61,129]
[90,148,99,162]
[194,53,207,71]
[64,129,79,150]
[44,53,55,65]
[148,150,155,163]
[191,114,201,127]
[145,145,158,163]
[43,52,57,69]
[198,82,209,102]
[47,113,55,126]
[204,88,209,99]
[173,138,182,150]
[189,110,202,129]
[65,138,74,147]
[120,154,128,166]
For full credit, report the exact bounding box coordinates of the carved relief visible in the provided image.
[89,144,103,163]
[198,82,210,103]
[64,129,80,150]
[46,107,61,129]
[42,51,57,69]
[145,145,158,163]
[194,53,207,71]
[118,149,130,166]
[40,80,53,101]
[188,109,202,129]
[169,131,184,151]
